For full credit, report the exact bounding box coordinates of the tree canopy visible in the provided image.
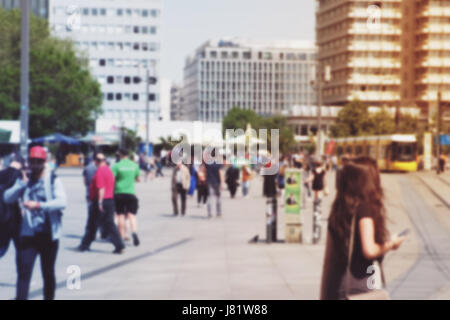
[330,100,420,138]
[222,107,295,155]
[0,8,102,138]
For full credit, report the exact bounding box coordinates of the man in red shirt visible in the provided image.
[78,153,125,254]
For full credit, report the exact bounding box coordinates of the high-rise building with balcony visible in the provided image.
[182,38,317,123]
[316,0,450,120]
[316,0,402,109]
[49,0,162,125]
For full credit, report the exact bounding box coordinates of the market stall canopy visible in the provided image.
[80,132,119,145]
[32,133,81,145]
[0,128,12,143]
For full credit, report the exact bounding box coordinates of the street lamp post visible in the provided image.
[311,64,331,158]
[436,91,441,174]
[19,0,30,158]
[145,68,150,156]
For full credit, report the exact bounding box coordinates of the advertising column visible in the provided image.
[284,169,302,243]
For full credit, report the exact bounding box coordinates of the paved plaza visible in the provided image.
[0,168,449,300]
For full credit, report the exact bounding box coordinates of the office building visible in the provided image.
[182,38,317,122]
[49,0,162,125]
[0,0,50,19]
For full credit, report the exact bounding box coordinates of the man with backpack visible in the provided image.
[3,146,67,300]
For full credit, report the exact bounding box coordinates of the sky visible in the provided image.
[160,0,316,84]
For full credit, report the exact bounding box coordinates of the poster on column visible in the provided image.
[284,169,301,224]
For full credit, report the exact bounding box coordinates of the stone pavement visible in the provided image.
[0,167,443,300]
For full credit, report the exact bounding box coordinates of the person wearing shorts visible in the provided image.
[112,148,141,246]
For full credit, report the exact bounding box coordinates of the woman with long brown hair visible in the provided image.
[320,162,406,299]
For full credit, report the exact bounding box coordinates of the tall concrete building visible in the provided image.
[49,0,162,126]
[170,85,184,121]
[182,38,317,123]
[316,0,450,119]
[0,0,50,19]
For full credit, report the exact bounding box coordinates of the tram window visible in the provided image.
[365,146,370,156]
[337,146,343,156]
[355,146,363,155]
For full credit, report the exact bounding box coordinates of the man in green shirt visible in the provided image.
[112,148,141,246]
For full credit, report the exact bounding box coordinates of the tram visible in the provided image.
[329,134,418,172]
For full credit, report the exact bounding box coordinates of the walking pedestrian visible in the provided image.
[171,161,190,216]
[187,164,197,198]
[320,163,406,300]
[196,161,208,207]
[155,156,164,177]
[78,153,125,254]
[82,156,108,240]
[205,150,223,218]
[225,164,240,198]
[112,148,141,246]
[3,147,67,300]
[241,164,252,197]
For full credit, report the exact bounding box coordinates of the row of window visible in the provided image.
[202,50,316,61]
[77,41,160,52]
[98,75,157,85]
[54,7,160,18]
[56,24,158,35]
[103,92,157,102]
[199,82,313,90]
[201,61,314,70]
[93,58,158,69]
[200,74,311,81]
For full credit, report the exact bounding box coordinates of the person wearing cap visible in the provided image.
[3,146,67,300]
[78,153,125,254]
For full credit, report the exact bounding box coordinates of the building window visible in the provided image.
[133,43,140,50]
[99,59,105,66]
[133,77,141,84]
[91,8,98,16]
[100,8,106,16]
[221,51,228,59]
[107,93,114,101]
[134,26,140,34]
[151,9,158,17]
[142,26,148,34]
[132,93,139,101]
[142,9,148,17]
[150,26,157,34]
[107,76,114,84]
[115,93,122,101]
[124,77,131,84]
[82,8,89,16]
[117,9,123,16]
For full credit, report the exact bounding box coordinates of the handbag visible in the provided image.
[345,215,390,300]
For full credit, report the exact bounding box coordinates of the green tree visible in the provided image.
[222,107,261,135]
[329,100,371,137]
[367,109,395,135]
[120,128,141,152]
[0,8,102,138]
[260,115,296,155]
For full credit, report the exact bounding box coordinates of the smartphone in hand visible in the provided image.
[398,229,410,237]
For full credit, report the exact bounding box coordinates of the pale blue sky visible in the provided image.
[161,0,316,83]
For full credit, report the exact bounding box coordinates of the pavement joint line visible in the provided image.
[22,238,193,300]
[415,174,450,209]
